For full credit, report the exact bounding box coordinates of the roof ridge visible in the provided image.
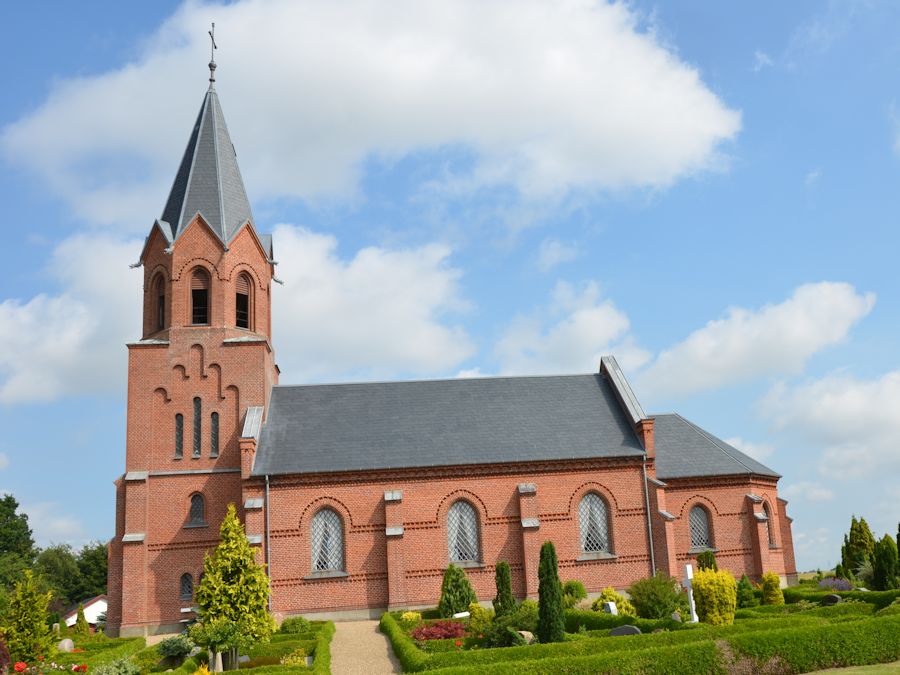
[676,414,756,475]
[271,372,601,389]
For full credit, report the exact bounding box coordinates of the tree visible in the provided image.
[736,574,758,608]
[536,541,564,644]
[696,550,718,571]
[437,564,477,618]
[492,561,516,618]
[34,544,80,609]
[841,516,876,578]
[75,542,108,601]
[4,570,53,662]
[0,495,34,560]
[195,504,274,670]
[73,604,90,637]
[872,534,899,591]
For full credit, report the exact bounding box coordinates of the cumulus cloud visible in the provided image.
[1,0,740,227]
[781,481,835,502]
[496,280,649,375]
[0,453,8,470]
[23,500,88,547]
[724,437,774,462]
[272,225,473,382]
[537,238,579,272]
[762,369,900,478]
[636,282,875,400]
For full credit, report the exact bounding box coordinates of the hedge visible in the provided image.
[782,587,900,609]
[563,609,685,634]
[380,611,430,672]
[310,621,334,675]
[54,638,147,667]
[246,638,316,658]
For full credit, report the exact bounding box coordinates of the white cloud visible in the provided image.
[762,369,900,478]
[23,500,87,547]
[723,437,774,461]
[752,50,774,72]
[496,280,649,375]
[0,453,8,470]
[781,481,835,503]
[636,282,875,400]
[1,0,740,227]
[272,225,474,382]
[537,238,579,272]
[805,168,822,187]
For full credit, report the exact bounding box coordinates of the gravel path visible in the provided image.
[330,620,402,674]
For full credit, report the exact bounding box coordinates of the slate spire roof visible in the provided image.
[159,79,254,244]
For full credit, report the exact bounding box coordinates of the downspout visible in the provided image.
[642,456,656,575]
[265,474,272,611]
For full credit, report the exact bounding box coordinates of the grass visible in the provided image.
[815,662,900,673]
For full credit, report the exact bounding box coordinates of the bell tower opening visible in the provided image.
[191,268,210,325]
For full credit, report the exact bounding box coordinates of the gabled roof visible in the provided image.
[160,85,254,245]
[652,413,780,480]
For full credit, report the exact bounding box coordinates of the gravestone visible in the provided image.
[452,611,470,619]
[601,601,618,615]
[57,638,75,652]
[516,631,535,644]
[822,594,842,606]
[238,656,250,665]
[609,625,641,636]
[670,611,682,622]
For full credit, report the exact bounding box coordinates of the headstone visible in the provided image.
[52,623,60,637]
[516,630,535,644]
[238,656,250,665]
[609,625,641,636]
[601,601,618,615]
[452,611,470,619]
[822,594,842,606]
[683,564,699,623]
[57,638,75,652]
[670,611,682,623]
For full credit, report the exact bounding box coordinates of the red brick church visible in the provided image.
[106,65,797,637]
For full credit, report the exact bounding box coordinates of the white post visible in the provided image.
[683,563,699,623]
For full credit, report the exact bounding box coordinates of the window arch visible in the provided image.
[180,573,193,601]
[191,268,210,325]
[689,505,712,549]
[235,273,252,329]
[193,397,202,457]
[175,414,184,458]
[188,493,206,526]
[447,500,480,563]
[763,503,776,548]
[311,508,344,572]
[210,412,219,458]
[578,492,611,553]
[154,274,166,331]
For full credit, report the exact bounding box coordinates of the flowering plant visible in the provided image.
[15,664,27,673]
[410,620,466,641]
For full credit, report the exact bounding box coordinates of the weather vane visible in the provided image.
[208,22,217,87]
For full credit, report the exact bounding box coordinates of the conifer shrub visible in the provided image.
[5,570,54,662]
[736,575,759,608]
[437,565,478,618]
[627,571,683,619]
[492,562,516,618]
[157,635,194,659]
[692,569,737,625]
[761,572,784,605]
[696,550,718,571]
[562,580,587,609]
[873,534,899,591]
[73,604,90,638]
[590,586,637,616]
[537,542,565,644]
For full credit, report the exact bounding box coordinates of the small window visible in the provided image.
[311,508,344,572]
[236,273,251,329]
[764,503,776,548]
[155,275,166,331]
[448,500,480,563]
[579,492,610,553]
[210,412,219,458]
[188,493,205,526]
[689,505,712,549]
[175,414,184,458]
[180,573,193,601]
[191,269,210,325]
[193,398,201,457]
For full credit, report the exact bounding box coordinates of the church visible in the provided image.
[106,60,797,638]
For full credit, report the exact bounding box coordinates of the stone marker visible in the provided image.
[601,601,618,615]
[517,631,535,644]
[609,625,641,636]
[452,611,470,619]
[52,623,60,637]
[671,611,682,622]
[822,594,842,606]
[57,638,75,653]
[238,656,250,664]
[683,564,699,623]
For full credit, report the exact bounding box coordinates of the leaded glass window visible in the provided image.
[193,397,201,457]
[180,573,193,601]
[189,493,205,526]
[311,508,344,572]
[579,492,610,553]
[689,505,711,549]
[448,500,480,563]
[210,412,219,458]
[175,414,183,458]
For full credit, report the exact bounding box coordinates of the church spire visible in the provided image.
[159,25,254,245]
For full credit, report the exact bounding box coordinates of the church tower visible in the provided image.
[107,50,278,637]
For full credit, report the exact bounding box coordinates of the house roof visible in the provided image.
[62,595,107,621]
[252,373,647,476]
[652,413,780,480]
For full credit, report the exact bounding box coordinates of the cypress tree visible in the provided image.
[492,561,516,618]
[736,574,758,608]
[73,603,90,637]
[5,570,53,662]
[536,541,564,644]
[437,564,477,618]
[697,550,718,571]
[872,534,899,591]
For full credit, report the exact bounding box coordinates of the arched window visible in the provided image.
[763,503,776,548]
[188,493,205,526]
[191,268,210,325]
[210,412,219,458]
[235,273,252,329]
[154,274,166,331]
[311,508,344,572]
[579,492,610,553]
[193,397,202,457]
[175,414,184,458]
[689,505,712,549]
[447,500,480,563]
[180,573,193,601]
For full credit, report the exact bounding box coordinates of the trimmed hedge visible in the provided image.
[782,587,900,609]
[55,638,147,667]
[246,638,316,658]
[380,612,430,672]
[309,621,334,675]
[563,609,685,633]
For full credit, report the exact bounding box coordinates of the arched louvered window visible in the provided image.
[210,412,219,458]
[188,493,206,526]
[154,274,166,331]
[579,492,611,553]
[175,414,184,458]
[311,508,344,572]
[180,573,193,601]
[191,268,210,325]
[689,505,712,549]
[235,273,252,329]
[448,500,480,563]
[192,398,202,457]
[764,503,776,548]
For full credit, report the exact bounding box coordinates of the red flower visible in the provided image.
[455,640,462,647]
[14,663,27,673]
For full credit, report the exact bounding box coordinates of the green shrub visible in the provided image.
[5,570,54,662]
[280,646,307,666]
[536,542,564,644]
[561,580,586,609]
[400,611,423,625]
[590,586,636,617]
[129,645,160,674]
[481,601,538,649]
[438,565,478,618]
[278,616,311,634]
[696,550,717,571]
[379,612,429,672]
[92,657,142,675]
[760,572,784,605]
[627,571,683,619]
[692,569,736,625]
[492,562,516,619]
[157,634,194,659]
[309,621,334,675]
[467,603,493,636]
[73,604,91,638]
[736,574,758,608]
[876,599,900,617]
[873,534,899,591]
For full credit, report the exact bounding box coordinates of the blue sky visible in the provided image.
[1,1,898,572]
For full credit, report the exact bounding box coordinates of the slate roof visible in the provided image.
[252,374,646,476]
[652,413,780,480]
[160,85,255,244]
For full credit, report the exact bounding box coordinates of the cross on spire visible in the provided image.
[208,22,217,88]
